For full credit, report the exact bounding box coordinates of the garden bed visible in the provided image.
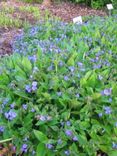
[0,15,117,155]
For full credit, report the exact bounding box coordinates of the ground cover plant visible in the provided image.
[0,15,117,156]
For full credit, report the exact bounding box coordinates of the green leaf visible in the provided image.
[33,130,48,143]
[36,143,46,156]
[13,90,31,100]
[108,150,117,156]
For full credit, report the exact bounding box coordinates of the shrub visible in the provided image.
[0,16,117,155]
[70,0,117,9]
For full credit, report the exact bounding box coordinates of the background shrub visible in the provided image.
[70,0,117,9]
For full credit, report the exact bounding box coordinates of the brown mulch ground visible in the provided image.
[0,0,107,56]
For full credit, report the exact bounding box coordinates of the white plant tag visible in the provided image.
[107,4,113,10]
[73,16,83,24]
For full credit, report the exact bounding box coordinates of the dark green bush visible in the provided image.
[70,0,117,9]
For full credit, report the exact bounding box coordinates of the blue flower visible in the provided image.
[77,62,83,67]
[39,115,47,121]
[31,108,35,112]
[75,93,80,98]
[64,76,69,81]
[21,144,28,153]
[46,144,53,149]
[98,113,103,117]
[104,106,112,114]
[66,121,71,126]
[28,55,37,62]
[0,126,5,133]
[101,88,112,96]
[72,136,78,141]
[65,130,73,137]
[25,85,31,93]
[10,103,15,109]
[22,104,27,110]
[64,150,70,155]
[32,81,37,91]
[4,110,17,120]
[69,66,75,72]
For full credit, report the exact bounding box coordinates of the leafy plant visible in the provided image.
[0,16,117,155]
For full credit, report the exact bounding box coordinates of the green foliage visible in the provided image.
[0,16,117,155]
[70,0,117,9]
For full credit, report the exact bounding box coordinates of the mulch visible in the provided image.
[0,0,107,56]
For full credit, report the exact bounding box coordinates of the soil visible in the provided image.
[0,0,107,56]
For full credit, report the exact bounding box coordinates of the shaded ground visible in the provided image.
[0,0,107,56]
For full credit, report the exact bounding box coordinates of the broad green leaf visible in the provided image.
[36,143,46,156]
[33,130,48,143]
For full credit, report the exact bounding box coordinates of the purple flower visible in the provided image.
[32,86,37,91]
[0,126,5,133]
[32,81,37,87]
[59,61,64,67]
[72,136,78,141]
[77,62,83,67]
[64,76,69,81]
[64,150,70,155]
[98,113,103,117]
[101,88,112,96]
[40,115,47,121]
[5,110,17,120]
[65,130,73,137]
[69,66,75,72]
[32,81,37,91]
[28,55,37,62]
[47,65,53,71]
[21,144,28,153]
[10,103,15,109]
[104,106,112,114]
[25,85,31,93]
[22,104,27,110]
[46,144,53,149]
[31,108,35,112]
[93,64,101,69]
[66,121,71,126]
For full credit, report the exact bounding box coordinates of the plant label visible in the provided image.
[73,16,83,24]
[107,4,113,10]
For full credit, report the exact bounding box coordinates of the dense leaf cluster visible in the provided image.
[0,16,117,155]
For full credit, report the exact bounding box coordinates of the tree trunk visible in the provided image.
[42,0,52,6]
